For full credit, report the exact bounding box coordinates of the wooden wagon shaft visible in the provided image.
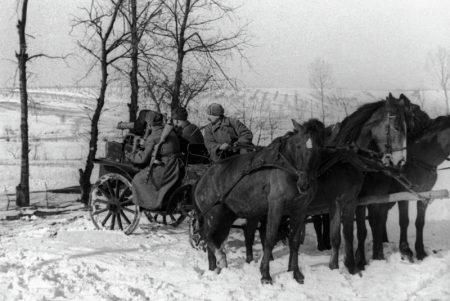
[358,189,449,206]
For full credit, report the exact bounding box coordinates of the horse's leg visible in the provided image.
[288,210,306,284]
[244,218,259,263]
[398,200,414,261]
[260,202,283,284]
[329,198,342,270]
[259,216,267,248]
[312,215,325,251]
[258,216,275,261]
[370,204,388,260]
[415,200,429,260]
[322,214,331,249]
[342,200,359,274]
[203,205,236,272]
[382,221,389,243]
[355,205,367,270]
[207,247,217,271]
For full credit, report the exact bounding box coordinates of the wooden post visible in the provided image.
[359,189,449,206]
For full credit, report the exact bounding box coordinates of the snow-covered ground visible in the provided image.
[0,177,449,301]
[0,87,449,300]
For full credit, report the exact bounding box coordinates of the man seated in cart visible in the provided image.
[203,103,254,162]
[125,110,185,211]
[171,107,206,163]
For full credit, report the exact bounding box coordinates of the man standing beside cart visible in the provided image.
[203,103,254,162]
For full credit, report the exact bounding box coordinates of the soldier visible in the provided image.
[203,103,253,162]
[125,110,184,210]
[171,107,205,156]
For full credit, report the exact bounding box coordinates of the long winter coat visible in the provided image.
[128,125,184,210]
[203,116,253,162]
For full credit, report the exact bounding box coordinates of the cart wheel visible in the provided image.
[150,184,192,227]
[89,173,141,235]
[151,212,186,227]
[188,211,206,251]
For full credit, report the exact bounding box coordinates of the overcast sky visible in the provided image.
[1,0,450,90]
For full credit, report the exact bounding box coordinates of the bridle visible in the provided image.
[357,110,408,162]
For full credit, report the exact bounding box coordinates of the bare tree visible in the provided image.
[412,89,427,109]
[152,0,249,110]
[74,0,127,204]
[328,89,356,117]
[119,0,162,120]
[427,46,450,115]
[15,0,30,207]
[309,58,334,124]
[129,0,139,121]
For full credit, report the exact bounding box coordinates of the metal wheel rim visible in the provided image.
[89,173,141,234]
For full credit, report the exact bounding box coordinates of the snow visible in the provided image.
[0,88,449,300]
[0,193,449,301]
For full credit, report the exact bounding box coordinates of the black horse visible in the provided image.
[193,119,325,284]
[355,99,450,266]
[245,95,411,275]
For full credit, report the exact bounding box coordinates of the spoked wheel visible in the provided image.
[144,184,192,227]
[89,173,141,235]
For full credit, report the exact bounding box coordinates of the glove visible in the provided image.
[219,143,230,150]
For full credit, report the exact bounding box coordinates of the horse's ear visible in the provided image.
[386,93,395,107]
[291,119,304,132]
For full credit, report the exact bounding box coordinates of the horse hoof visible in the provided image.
[400,243,414,260]
[293,271,305,284]
[214,267,222,274]
[329,262,339,270]
[261,277,273,285]
[356,262,366,271]
[416,250,428,261]
[372,253,385,260]
[347,266,360,275]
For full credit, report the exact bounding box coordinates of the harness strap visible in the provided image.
[200,152,310,217]
[409,156,437,173]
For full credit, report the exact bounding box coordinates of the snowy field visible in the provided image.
[0,87,449,300]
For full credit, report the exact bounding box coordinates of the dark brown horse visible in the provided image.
[193,119,325,284]
[244,95,411,275]
[355,100,450,266]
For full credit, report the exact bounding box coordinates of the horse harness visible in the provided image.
[198,143,315,217]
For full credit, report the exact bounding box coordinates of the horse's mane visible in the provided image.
[397,94,432,139]
[415,115,450,141]
[333,100,386,145]
[267,118,325,149]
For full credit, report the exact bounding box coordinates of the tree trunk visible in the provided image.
[320,86,325,124]
[129,0,138,122]
[444,88,449,115]
[172,48,185,110]
[79,53,108,204]
[16,0,30,207]
[171,0,190,110]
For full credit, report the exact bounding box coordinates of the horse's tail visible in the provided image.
[191,181,200,213]
[189,181,206,250]
[190,181,204,228]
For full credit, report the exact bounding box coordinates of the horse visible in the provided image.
[244,94,412,275]
[193,119,325,284]
[355,99,450,266]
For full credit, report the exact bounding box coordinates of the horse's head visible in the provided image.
[288,118,325,193]
[358,93,407,168]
